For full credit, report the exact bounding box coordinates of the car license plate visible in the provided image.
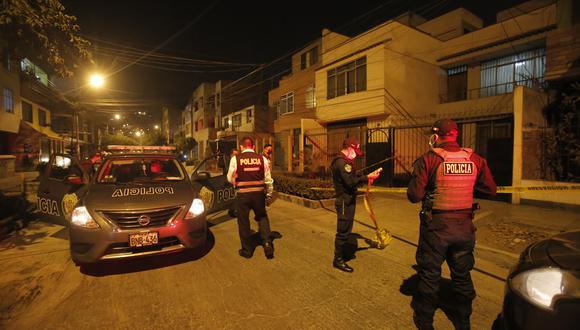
[129,232,159,247]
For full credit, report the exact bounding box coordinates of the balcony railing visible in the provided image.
[440,78,545,103]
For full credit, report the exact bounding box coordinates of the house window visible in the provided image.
[232,114,242,128]
[198,119,203,130]
[306,85,316,108]
[446,65,468,102]
[246,109,252,123]
[223,117,229,129]
[39,109,48,126]
[480,48,545,97]
[208,95,215,109]
[300,46,319,70]
[327,57,366,99]
[194,101,198,111]
[22,101,33,122]
[3,88,13,113]
[279,92,294,116]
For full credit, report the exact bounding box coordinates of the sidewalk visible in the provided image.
[350,192,580,269]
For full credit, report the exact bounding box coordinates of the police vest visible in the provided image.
[236,151,265,193]
[430,148,477,211]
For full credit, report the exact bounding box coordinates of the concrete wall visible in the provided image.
[417,8,483,41]
[0,59,21,134]
[438,4,557,66]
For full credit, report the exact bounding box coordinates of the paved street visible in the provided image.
[0,198,510,330]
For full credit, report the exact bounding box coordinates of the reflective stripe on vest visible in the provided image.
[237,180,265,187]
[430,147,478,211]
[237,186,266,194]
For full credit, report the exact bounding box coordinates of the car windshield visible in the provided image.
[97,157,185,183]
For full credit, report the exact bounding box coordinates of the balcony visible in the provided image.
[439,78,545,104]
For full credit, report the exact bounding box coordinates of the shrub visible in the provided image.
[273,174,335,200]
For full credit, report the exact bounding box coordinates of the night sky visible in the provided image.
[61,0,529,120]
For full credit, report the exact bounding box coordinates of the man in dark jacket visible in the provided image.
[331,137,381,273]
[407,119,496,330]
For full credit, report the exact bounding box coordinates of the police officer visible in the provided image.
[407,119,496,330]
[227,136,274,259]
[331,137,381,272]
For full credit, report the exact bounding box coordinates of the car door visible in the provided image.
[37,154,88,225]
[191,153,236,215]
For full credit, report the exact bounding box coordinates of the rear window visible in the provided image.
[97,157,185,184]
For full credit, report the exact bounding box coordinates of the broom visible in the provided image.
[363,168,392,249]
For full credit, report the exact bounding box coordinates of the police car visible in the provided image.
[37,152,206,264]
[496,230,580,329]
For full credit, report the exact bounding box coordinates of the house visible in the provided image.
[307,0,578,205]
[268,39,323,172]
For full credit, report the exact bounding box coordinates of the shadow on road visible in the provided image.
[79,230,216,277]
[400,268,466,326]
[0,221,54,251]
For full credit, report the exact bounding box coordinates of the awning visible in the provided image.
[22,121,63,140]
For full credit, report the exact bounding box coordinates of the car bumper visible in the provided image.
[501,283,579,330]
[69,213,207,263]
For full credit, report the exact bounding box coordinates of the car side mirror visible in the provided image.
[66,175,83,185]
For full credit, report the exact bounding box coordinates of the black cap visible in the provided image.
[432,119,459,136]
[343,137,363,156]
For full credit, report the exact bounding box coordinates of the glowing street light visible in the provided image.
[135,131,141,137]
[114,114,121,120]
[89,73,105,89]
[154,125,159,130]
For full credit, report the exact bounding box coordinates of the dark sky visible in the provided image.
[61,0,529,119]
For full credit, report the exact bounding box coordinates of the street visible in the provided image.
[0,197,510,330]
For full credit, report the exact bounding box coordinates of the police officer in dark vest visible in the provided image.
[227,136,274,259]
[331,137,381,272]
[407,119,496,330]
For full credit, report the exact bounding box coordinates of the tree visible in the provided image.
[0,0,92,77]
[174,135,197,154]
[544,82,580,182]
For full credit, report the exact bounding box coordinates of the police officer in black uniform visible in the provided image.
[407,119,496,330]
[331,137,381,272]
[227,136,274,259]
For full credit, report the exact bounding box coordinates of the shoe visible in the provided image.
[333,258,354,273]
[238,249,253,259]
[413,312,435,330]
[263,242,274,259]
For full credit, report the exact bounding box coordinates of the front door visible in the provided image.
[37,154,87,225]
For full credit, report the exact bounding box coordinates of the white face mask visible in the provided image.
[343,147,357,160]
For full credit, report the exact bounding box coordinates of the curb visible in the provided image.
[276,192,365,209]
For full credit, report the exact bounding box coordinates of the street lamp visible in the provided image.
[114,114,121,120]
[154,125,159,130]
[89,73,105,89]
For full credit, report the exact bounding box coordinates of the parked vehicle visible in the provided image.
[38,153,206,264]
[496,230,580,330]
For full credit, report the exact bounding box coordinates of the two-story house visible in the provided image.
[268,40,323,172]
[310,0,576,205]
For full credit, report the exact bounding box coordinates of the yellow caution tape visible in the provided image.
[311,185,580,194]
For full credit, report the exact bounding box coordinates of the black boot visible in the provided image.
[333,257,354,272]
[238,249,253,259]
[263,241,274,259]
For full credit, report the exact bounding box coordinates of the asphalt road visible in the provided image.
[0,200,505,329]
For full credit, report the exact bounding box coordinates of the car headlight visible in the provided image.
[185,198,205,219]
[71,206,100,229]
[511,268,580,309]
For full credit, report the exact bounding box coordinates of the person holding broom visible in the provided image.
[330,137,381,273]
